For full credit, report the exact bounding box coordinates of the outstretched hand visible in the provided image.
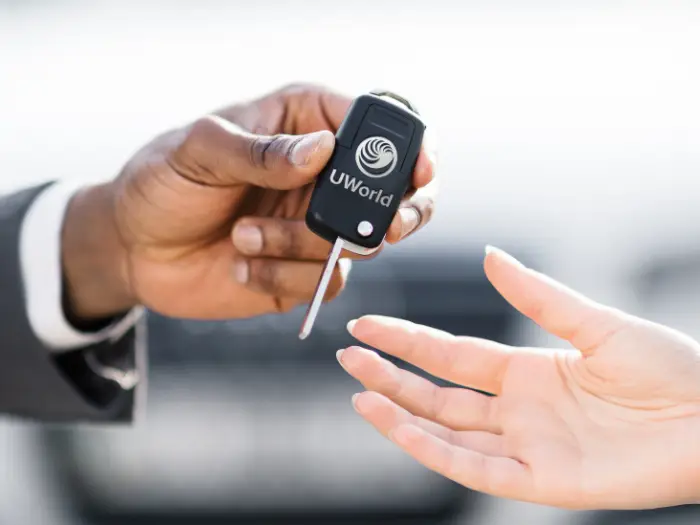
[338,246,700,510]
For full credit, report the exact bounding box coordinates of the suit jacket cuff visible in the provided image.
[19,179,144,351]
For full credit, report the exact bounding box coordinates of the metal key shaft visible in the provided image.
[298,237,345,339]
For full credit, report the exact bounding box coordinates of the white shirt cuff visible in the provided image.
[19,180,144,352]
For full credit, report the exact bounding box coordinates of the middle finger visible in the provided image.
[339,346,502,434]
[232,217,383,261]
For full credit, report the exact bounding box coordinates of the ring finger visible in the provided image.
[232,218,383,261]
[339,346,502,433]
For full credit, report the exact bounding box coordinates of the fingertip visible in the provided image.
[385,213,404,244]
[485,245,524,265]
[350,314,404,339]
[231,221,264,255]
[412,150,434,188]
[423,127,438,166]
[340,345,382,372]
[483,245,526,278]
[336,348,347,368]
[348,316,377,340]
[347,315,377,337]
[387,206,422,244]
[351,392,362,411]
[351,390,373,414]
[352,389,389,416]
[398,206,421,239]
[483,245,496,273]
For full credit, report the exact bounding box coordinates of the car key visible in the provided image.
[298,89,426,339]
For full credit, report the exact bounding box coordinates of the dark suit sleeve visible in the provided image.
[0,184,145,423]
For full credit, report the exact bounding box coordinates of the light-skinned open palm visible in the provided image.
[337,246,700,510]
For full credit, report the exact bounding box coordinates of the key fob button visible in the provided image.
[357,220,374,237]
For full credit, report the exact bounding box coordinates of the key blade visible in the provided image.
[299,237,345,340]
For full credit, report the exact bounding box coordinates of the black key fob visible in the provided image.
[305,90,426,255]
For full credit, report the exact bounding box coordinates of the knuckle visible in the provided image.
[180,117,217,159]
[400,326,421,360]
[170,116,223,184]
[272,222,303,259]
[248,134,275,171]
[437,335,461,374]
[431,387,450,422]
[486,397,499,429]
[249,260,281,291]
[278,134,303,163]
[249,134,297,171]
[380,361,403,397]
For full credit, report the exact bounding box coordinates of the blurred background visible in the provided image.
[2,0,700,523]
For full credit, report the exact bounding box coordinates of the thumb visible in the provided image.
[171,115,335,189]
[483,246,627,355]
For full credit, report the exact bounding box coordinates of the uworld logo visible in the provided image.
[355,136,398,178]
[329,169,394,207]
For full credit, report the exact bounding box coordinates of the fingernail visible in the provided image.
[291,131,333,166]
[336,349,347,370]
[399,206,421,238]
[351,393,361,410]
[485,245,525,268]
[232,224,263,255]
[347,319,357,334]
[234,260,249,283]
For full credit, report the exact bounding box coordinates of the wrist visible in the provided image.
[61,182,136,321]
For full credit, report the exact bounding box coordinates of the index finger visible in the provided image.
[385,178,438,244]
[347,315,513,395]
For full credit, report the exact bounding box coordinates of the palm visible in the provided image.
[495,329,700,507]
[110,86,347,318]
[341,247,700,509]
